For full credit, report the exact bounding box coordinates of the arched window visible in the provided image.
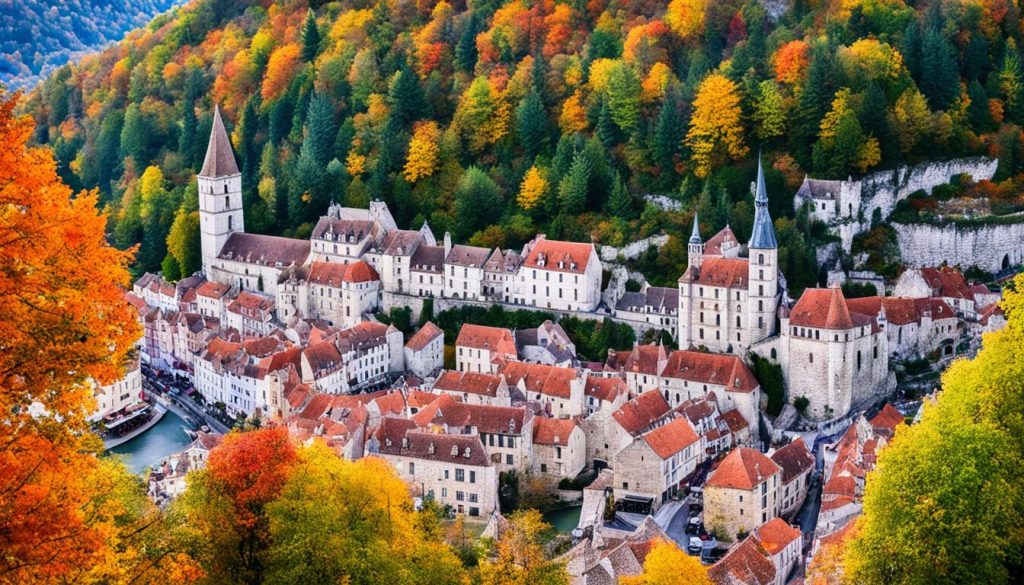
[736,316,741,327]
[758,253,764,265]
[224,184,228,194]
[770,348,777,360]
[809,353,814,363]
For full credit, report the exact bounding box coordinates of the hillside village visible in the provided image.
[98,109,1017,585]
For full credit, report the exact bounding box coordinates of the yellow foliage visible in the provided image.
[665,0,706,42]
[642,62,675,102]
[347,148,367,176]
[621,539,712,585]
[517,166,549,210]
[404,121,443,182]
[329,9,374,46]
[686,72,748,178]
[838,38,906,83]
[819,88,856,142]
[588,58,621,93]
[559,90,589,134]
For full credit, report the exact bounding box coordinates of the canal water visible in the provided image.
[542,505,583,533]
[109,410,193,474]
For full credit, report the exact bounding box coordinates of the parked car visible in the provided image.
[687,536,702,555]
[686,515,704,535]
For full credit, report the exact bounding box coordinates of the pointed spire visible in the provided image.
[200,105,240,178]
[749,151,778,249]
[689,213,702,244]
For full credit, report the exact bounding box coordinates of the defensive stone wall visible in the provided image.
[893,219,1024,272]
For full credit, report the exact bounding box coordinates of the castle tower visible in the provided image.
[688,213,703,269]
[198,106,244,277]
[746,154,779,345]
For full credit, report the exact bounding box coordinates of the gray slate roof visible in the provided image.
[200,106,240,178]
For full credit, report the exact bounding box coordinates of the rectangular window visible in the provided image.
[456,491,465,501]
[455,469,464,482]
[469,470,476,484]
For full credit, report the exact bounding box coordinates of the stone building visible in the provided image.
[371,417,498,519]
[432,370,511,407]
[845,296,958,359]
[704,447,782,541]
[456,324,518,373]
[612,417,702,513]
[769,438,815,518]
[500,362,586,417]
[91,357,143,421]
[678,157,782,354]
[771,285,890,420]
[403,321,444,379]
[531,417,587,481]
[613,286,678,335]
[514,236,603,311]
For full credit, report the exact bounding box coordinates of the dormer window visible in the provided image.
[464,447,471,458]
[451,445,459,456]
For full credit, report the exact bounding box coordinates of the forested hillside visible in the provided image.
[0,0,183,89]
[21,0,1024,291]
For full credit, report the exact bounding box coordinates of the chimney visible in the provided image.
[444,232,452,255]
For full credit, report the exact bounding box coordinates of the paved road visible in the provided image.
[143,376,230,435]
[661,500,691,547]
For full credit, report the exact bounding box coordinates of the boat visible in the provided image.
[102,404,167,450]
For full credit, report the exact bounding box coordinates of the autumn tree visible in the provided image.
[518,165,549,211]
[0,93,198,583]
[845,276,1024,584]
[167,206,202,277]
[478,510,569,585]
[752,80,786,142]
[264,442,467,585]
[665,0,706,43]
[175,427,298,584]
[621,539,712,585]
[404,121,442,183]
[686,73,748,178]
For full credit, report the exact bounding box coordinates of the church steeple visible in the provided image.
[200,105,240,178]
[749,153,778,249]
[198,106,244,277]
[688,213,703,269]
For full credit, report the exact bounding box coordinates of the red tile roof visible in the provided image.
[612,390,671,435]
[500,362,577,399]
[979,302,1005,325]
[374,418,491,466]
[790,286,871,330]
[410,394,528,435]
[708,537,775,585]
[641,417,700,459]
[845,296,956,325]
[621,343,667,375]
[770,438,814,484]
[870,404,904,434]
[721,409,748,433]
[308,260,379,286]
[434,370,504,397]
[406,321,443,351]
[661,350,759,393]
[533,417,579,446]
[917,266,973,300]
[522,237,595,274]
[756,518,801,555]
[455,324,517,356]
[706,447,780,491]
[218,232,310,267]
[704,226,739,257]
[196,280,231,299]
[680,257,750,289]
[406,389,441,409]
[584,376,628,402]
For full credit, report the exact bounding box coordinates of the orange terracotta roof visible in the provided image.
[406,321,443,351]
[756,518,801,555]
[455,324,517,355]
[770,438,814,484]
[622,343,667,375]
[522,237,594,274]
[870,404,904,433]
[434,370,504,397]
[612,390,671,435]
[706,447,780,491]
[823,475,856,497]
[704,226,739,257]
[411,394,528,435]
[642,417,700,459]
[708,537,775,585]
[721,409,748,433]
[918,267,973,300]
[196,280,231,299]
[406,389,441,409]
[532,417,579,446]
[790,286,871,330]
[680,257,749,289]
[308,260,379,286]
[661,350,759,393]
[500,362,577,399]
[584,376,628,402]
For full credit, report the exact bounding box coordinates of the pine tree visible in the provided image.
[919,27,959,110]
[516,90,549,157]
[608,171,636,219]
[606,63,642,133]
[455,13,480,72]
[300,9,320,62]
[790,44,837,166]
[968,80,995,133]
[454,168,504,240]
[901,20,922,81]
[558,151,591,214]
[596,98,619,147]
[650,87,684,187]
[389,66,427,127]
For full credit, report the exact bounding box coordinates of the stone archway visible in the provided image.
[1002,254,1011,271]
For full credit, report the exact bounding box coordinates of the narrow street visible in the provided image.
[142,373,230,435]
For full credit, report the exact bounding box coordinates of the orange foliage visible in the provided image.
[0,94,195,583]
[206,427,299,529]
[624,20,671,66]
[559,90,589,134]
[261,43,302,102]
[543,3,576,58]
[775,39,810,85]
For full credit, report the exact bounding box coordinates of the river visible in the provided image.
[109,409,193,474]
[542,505,582,534]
